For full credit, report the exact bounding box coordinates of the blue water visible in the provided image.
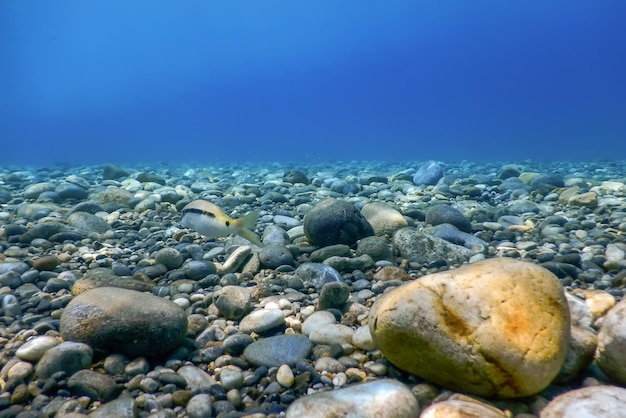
[2,1,625,166]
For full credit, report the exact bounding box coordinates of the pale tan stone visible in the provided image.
[421,398,507,418]
[581,289,616,319]
[540,385,626,418]
[567,191,598,208]
[595,298,626,384]
[360,202,408,237]
[369,257,570,398]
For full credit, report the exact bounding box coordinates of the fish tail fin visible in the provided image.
[236,211,262,246]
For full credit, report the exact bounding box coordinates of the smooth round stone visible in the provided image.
[154,248,184,270]
[259,243,295,269]
[352,325,377,351]
[35,341,93,379]
[309,324,355,347]
[420,398,507,418]
[67,212,110,234]
[71,268,155,295]
[177,365,217,390]
[294,263,342,290]
[355,236,393,262]
[286,379,419,418]
[426,204,472,233]
[222,333,254,355]
[60,287,188,357]
[239,308,285,334]
[67,369,121,402]
[214,286,251,320]
[1,294,22,316]
[412,160,443,186]
[360,202,408,237]
[302,311,337,336]
[303,198,374,247]
[219,368,244,391]
[88,396,136,418]
[314,357,346,373]
[186,394,213,418]
[32,255,60,271]
[595,298,626,384]
[391,228,473,266]
[243,334,312,367]
[7,361,34,381]
[317,281,350,310]
[15,335,63,362]
[369,257,570,398]
[183,260,217,280]
[276,364,295,388]
[541,385,626,418]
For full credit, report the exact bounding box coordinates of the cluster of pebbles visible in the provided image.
[0,159,625,418]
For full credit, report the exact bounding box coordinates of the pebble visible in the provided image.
[1,160,626,417]
[35,341,93,379]
[238,308,285,334]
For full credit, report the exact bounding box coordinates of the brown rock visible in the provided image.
[32,255,60,271]
[369,258,570,398]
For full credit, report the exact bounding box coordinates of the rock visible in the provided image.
[186,393,213,418]
[360,202,408,237]
[283,170,309,184]
[286,379,419,418]
[373,266,413,282]
[214,286,251,320]
[90,187,132,207]
[35,341,93,379]
[67,212,111,234]
[323,254,375,272]
[154,248,184,270]
[67,369,121,402]
[276,364,295,388]
[392,228,473,266]
[420,397,507,418]
[90,397,137,418]
[317,281,350,310]
[71,268,154,295]
[540,385,626,418]
[136,172,165,185]
[302,310,337,336]
[369,258,570,398]
[102,164,130,180]
[567,192,598,208]
[431,224,488,249]
[426,204,472,233]
[238,308,285,334]
[310,244,352,262]
[309,324,354,347]
[32,255,60,271]
[356,236,393,262]
[177,365,216,390]
[24,182,55,200]
[243,334,312,367]
[413,161,443,186]
[259,243,295,268]
[294,263,342,290]
[183,260,217,280]
[218,368,244,391]
[595,298,626,384]
[60,287,188,357]
[581,289,616,319]
[56,183,89,200]
[303,198,374,247]
[16,335,63,362]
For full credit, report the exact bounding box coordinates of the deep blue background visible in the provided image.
[2,1,625,166]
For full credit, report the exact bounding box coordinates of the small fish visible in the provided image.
[181,199,262,246]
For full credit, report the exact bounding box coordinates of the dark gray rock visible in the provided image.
[318,281,350,310]
[356,236,393,262]
[243,334,312,367]
[259,243,295,268]
[67,369,121,402]
[60,287,188,357]
[35,341,93,379]
[432,224,488,249]
[56,183,88,200]
[412,161,444,186]
[425,204,472,233]
[102,164,130,180]
[283,170,309,184]
[70,201,105,215]
[154,248,184,270]
[183,260,217,280]
[303,198,374,247]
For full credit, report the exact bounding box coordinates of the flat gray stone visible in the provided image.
[244,334,311,367]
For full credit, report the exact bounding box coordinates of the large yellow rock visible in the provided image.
[369,257,570,398]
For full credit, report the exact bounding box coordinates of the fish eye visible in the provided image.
[225,221,230,226]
